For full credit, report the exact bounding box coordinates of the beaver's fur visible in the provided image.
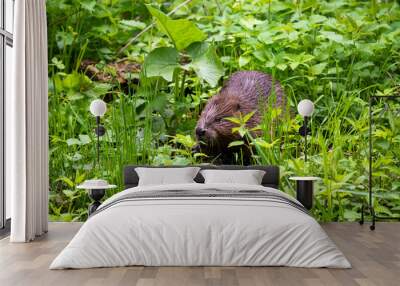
[194,71,285,164]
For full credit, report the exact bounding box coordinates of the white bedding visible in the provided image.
[50,183,351,269]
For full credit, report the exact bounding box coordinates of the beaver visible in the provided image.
[194,70,285,164]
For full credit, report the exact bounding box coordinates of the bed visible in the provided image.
[50,165,350,269]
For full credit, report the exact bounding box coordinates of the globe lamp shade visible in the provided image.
[90,99,107,117]
[297,99,314,117]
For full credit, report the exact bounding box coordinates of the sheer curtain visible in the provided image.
[8,0,48,242]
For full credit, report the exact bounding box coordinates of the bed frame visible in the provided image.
[123,165,280,189]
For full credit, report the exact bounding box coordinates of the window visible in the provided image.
[1,0,14,233]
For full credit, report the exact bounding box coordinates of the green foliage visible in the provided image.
[146,5,206,51]
[144,47,180,81]
[47,0,400,222]
[143,6,223,87]
[186,42,224,87]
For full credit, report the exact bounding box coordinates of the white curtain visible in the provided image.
[8,0,49,242]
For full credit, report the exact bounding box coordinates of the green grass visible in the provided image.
[46,0,400,222]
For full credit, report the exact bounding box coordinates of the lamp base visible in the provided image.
[298,123,310,136]
[296,180,314,210]
[88,189,106,215]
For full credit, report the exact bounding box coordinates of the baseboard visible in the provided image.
[0,218,11,239]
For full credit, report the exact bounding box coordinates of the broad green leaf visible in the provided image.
[143,47,180,82]
[353,61,374,71]
[63,73,81,90]
[70,153,83,161]
[62,189,76,198]
[276,63,287,71]
[78,134,91,145]
[92,83,113,95]
[56,30,75,49]
[310,62,327,75]
[257,31,275,45]
[288,62,300,70]
[171,134,197,149]
[80,0,96,13]
[186,42,224,87]
[343,209,359,221]
[285,53,314,70]
[63,72,91,91]
[239,16,264,30]
[67,92,84,101]
[146,5,206,51]
[172,157,191,166]
[148,92,168,112]
[119,20,146,30]
[252,50,267,61]
[309,14,327,24]
[239,56,251,67]
[320,31,349,44]
[57,177,75,188]
[220,56,232,63]
[293,20,309,30]
[66,138,81,146]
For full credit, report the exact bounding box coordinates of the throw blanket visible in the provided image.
[92,188,309,217]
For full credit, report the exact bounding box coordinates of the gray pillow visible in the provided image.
[135,167,201,186]
[200,169,266,185]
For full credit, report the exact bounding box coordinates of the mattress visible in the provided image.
[50,183,351,269]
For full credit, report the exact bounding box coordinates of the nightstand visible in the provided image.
[289,177,321,210]
[77,180,116,215]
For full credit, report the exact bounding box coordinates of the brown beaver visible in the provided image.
[194,70,285,164]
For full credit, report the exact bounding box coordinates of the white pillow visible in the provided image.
[200,169,265,185]
[135,167,200,186]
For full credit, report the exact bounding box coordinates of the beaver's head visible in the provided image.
[195,94,243,155]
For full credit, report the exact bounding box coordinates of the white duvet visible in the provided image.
[50,183,351,269]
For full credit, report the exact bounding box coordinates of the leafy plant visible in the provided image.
[144,6,224,87]
[46,0,400,222]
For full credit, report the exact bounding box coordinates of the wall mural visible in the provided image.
[46,0,400,222]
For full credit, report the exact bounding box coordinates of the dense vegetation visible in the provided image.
[46,0,400,222]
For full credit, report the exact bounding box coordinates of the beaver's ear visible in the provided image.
[232,95,241,111]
